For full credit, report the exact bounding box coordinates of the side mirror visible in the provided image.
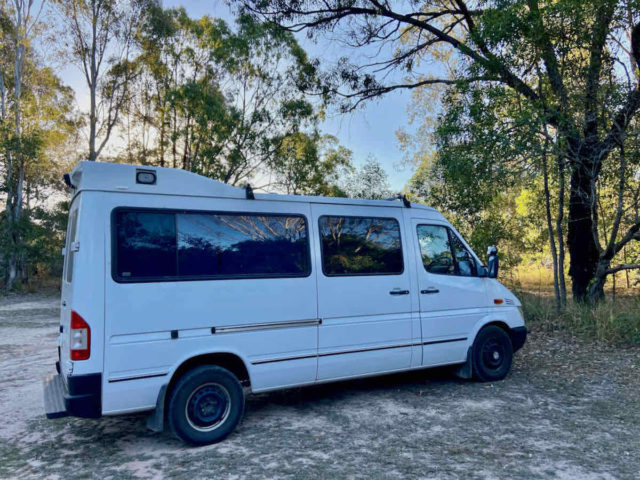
[487,245,499,278]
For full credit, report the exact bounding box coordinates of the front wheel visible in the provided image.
[471,325,513,382]
[168,365,245,445]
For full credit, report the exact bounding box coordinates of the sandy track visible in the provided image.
[0,293,638,479]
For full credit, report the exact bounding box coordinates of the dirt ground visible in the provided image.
[0,293,638,480]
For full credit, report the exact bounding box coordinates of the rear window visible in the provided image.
[318,215,403,276]
[64,209,79,283]
[115,212,177,279]
[113,209,310,282]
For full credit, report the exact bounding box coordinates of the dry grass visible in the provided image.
[518,291,640,345]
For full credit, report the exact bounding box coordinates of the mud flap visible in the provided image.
[146,384,167,432]
[453,347,473,379]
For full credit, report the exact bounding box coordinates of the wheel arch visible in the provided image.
[470,312,518,347]
[167,352,251,396]
[147,351,251,434]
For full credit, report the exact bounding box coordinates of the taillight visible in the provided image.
[70,311,90,361]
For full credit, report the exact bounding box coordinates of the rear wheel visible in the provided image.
[471,325,513,382]
[168,365,244,445]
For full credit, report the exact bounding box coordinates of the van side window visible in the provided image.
[417,225,477,276]
[319,216,403,276]
[113,209,310,281]
[176,213,309,277]
[64,209,79,283]
[417,225,455,275]
[116,211,178,279]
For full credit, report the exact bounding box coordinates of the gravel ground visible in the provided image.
[0,293,639,480]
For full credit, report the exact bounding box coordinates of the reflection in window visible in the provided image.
[114,210,310,281]
[116,212,177,278]
[451,233,476,276]
[319,216,403,276]
[176,214,309,277]
[417,225,455,275]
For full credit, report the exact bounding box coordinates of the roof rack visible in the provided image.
[385,194,411,208]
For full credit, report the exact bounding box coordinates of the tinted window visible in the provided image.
[113,209,310,281]
[115,211,177,279]
[417,225,455,275]
[177,213,309,277]
[450,233,476,276]
[319,216,403,276]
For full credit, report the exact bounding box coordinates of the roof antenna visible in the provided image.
[244,184,255,200]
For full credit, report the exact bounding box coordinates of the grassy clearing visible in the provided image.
[518,291,640,345]
[504,263,640,345]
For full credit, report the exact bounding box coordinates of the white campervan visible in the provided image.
[44,161,526,445]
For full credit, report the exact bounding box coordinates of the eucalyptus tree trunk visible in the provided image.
[556,156,567,307]
[541,140,562,312]
[567,157,601,301]
[5,0,28,290]
[87,0,99,161]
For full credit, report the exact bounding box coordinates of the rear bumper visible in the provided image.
[510,326,528,352]
[43,372,102,419]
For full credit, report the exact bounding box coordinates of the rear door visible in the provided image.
[411,218,488,366]
[59,200,80,377]
[312,204,417,380]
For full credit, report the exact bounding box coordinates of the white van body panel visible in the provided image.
[56,161,525,417]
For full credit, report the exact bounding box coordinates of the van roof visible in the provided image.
[68,160,438,212]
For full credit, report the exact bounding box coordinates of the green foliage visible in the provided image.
[125,8,324,187]
[0,201,68,286]
[406,84,544,271]
[271,133,352,195]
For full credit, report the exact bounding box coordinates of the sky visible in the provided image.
[59,0,419,192]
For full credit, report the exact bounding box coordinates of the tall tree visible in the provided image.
[242,0,640,301]
[0,0,45,289]
[341,157,393,200]
[271,133,353,195]
[57,0,145,160]
[123,9,322,188]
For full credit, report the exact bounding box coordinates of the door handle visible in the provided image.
[389,289,410,295]
[421,288,440,294]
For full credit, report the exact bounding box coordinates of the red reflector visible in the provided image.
[494,299,504,305]
[70,311,90,361]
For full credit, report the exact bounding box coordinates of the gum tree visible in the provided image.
[241,0,640,301]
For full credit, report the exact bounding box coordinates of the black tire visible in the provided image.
[167,365,244,446]
[471,325,513,382]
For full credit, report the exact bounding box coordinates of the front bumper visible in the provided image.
[510,326,528,352]
[43,372,102,419]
